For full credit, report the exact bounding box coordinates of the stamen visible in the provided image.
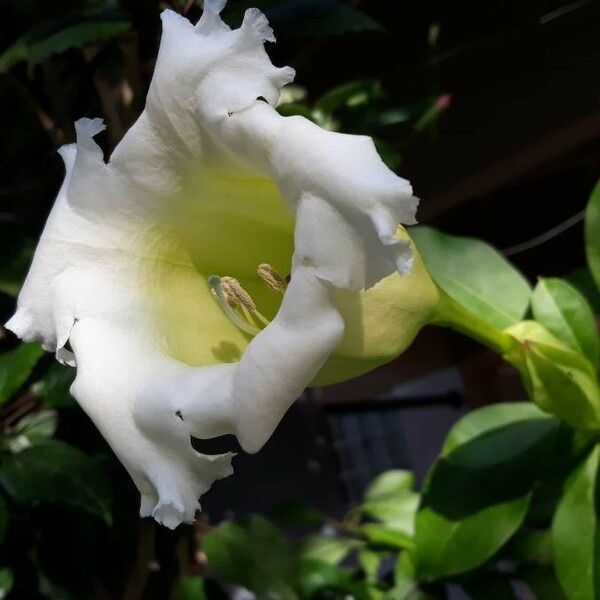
[221,276,256,310]
[257,263,287,293]
[207,276,261,336]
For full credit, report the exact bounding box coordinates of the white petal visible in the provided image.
[69,312,234,529]
[139,264,344,455]
[7,2,420,528]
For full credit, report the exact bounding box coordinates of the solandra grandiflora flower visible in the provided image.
[6,0,438,528]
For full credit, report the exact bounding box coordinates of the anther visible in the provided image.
[221,276,257,311]
[257,263,287,293]
[207,276,260,336]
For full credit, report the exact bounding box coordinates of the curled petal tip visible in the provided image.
[204,0,227,14]
[5,310,34,341]
[195,0,230,34]
[275,66,296,86]
[241,8,275,43]
[74,117,105,139]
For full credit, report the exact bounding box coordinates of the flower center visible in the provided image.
[208,263,288,336]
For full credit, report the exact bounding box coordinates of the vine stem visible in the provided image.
[430,292,516,355]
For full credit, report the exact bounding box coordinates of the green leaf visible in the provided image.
[531,278,599,366]
[301,535,362,566]
[358,548,381,582]
[383,553,417,599]
[411,226,531,329]
[31,363,76,408]
[0,18,131,73]
[506,529,553,565]
[359,523,414,551]
[0,39,27,74]
[0,568,13,600]
[416,493,530,582]
[552,445,600,600]
[364,470,415,502]
[315,80,385,114]
[296,558,371,600]
[203,516,298,599]
[27,20,131,69]
[0,440,112,525]
[566,268,600,314]
[415,403,560,580]
[178,576,207,600]
[0,343,45,406]
[585,179,600,292]
[7,409,58,453]
[442,402,550,456]
[359,494,419,538]
[358,470,419,538]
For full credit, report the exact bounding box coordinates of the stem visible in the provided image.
[430,292,516,355]
[122,521,155,600]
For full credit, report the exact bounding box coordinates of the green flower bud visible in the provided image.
[504,321,600,430]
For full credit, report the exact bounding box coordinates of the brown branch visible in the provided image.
[1,393,39,428]
[122,520,156,600]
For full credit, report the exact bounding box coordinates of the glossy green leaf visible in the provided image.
[531,278,599,366]
[0,440,112,525]
[585,179,600,291]
[0,343,44,406]
[0,568,13,600]
[415,403,560,579]
[552,445,600,600]
[178,576,207,600]
[567,267,600,313]
[203,516,297,599]
[411,226,531,329]
[416,493,530,581]
[443,402,550,456]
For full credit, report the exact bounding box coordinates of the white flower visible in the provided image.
[5,0,426,529]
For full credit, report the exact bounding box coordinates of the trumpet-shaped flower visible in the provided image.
[5,1,438,528]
